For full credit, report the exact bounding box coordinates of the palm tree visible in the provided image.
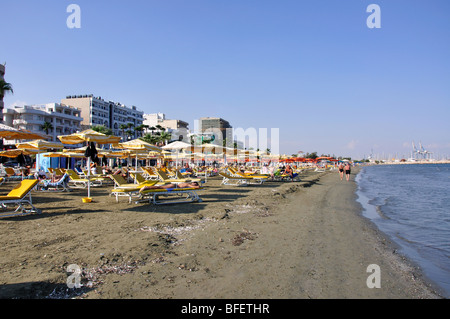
[140,133,159,145]
[127,123,135,139]
[41,121,54,135]
[119,124,128,140]
[135,124,145,137]
[0,79,14,121]
[92,125,113,136]
[159,131,172,145]
[126,130,134,140]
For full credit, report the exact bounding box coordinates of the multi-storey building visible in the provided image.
[2,103,83,144]
[198,117,233,142]
[61,94,144,140]
[143,113,189,141]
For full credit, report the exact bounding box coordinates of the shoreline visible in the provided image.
[0,168,443,299]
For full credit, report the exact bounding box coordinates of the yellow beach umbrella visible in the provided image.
[58,129,121,145]
[0,148,40,158]
[114,139,161,180]
[0,123,47,140]
[115,139,162,153]
[16,140,65,173]
[58,130,121,199]
[16,139,64,150]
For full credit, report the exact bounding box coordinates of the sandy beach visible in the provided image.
[0,168,444,299]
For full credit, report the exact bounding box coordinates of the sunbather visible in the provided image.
[140,182,201,192]
[284,165,298,181]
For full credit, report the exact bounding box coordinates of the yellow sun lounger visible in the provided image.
[0,179,41,218]
[174,170,203,183]
[66,169,104,188]
[155,169,199,184]
[219,172,253,186]
[136,186,204,205]
[109,175,161,202]
[226,169,267,185]
[4,167,22,181]
[110,174,159,188]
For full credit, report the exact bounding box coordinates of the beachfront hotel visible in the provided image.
[143,113,190,141]
[2,103,83,144]
[198,117,233,143]
[61,95,144,141]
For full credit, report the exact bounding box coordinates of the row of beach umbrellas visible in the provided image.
[0,125,288,199]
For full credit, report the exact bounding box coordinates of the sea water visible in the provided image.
[355,164,450,297]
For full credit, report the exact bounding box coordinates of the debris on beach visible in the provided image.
[138,218,217,245]
[231,230,257,246]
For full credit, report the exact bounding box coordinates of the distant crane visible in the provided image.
[419,141,433,160]
[411,141,433,160]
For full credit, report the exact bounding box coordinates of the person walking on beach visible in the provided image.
[344,162,351,181]
[338,162,344,180]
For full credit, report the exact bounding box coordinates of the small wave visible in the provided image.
[376,206,391,219]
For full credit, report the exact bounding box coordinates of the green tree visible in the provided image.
[119,124,128,140]
[140,133,159,145]
[159,131,172,145]
[41,121,54,135]
[91,125,113,136]
[135,124,145,137]
[306,152,318,159]
[0,79,14,118]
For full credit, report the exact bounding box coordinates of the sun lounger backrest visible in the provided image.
[133,173,146,184]
[66,169,81,180]
[110,174,127,185]
[8,180,39,198]
[5,167,16,175]
[156,169,170,180]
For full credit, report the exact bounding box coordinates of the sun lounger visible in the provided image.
[136,186,203,205]
[130,172,158,185]
[227,168,267,184]
[0,179,41,218]
[155,169,199,184]
[219,172,252,186]
[142,167,159,180]
[109,174,161,202]
[4,167,22,181]
[174,170,203,182]
[66,169,104,188]
[37,173,70,192]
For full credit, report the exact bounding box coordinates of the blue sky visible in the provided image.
[1,0,449,159]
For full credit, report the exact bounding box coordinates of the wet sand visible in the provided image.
[0,168,443,299]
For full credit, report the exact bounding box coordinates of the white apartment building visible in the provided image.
[61,94,144,141]
[143,113,190,141]
[2,103,83,144]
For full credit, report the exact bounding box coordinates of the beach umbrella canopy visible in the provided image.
[17,139,65,172]
[16,139,64,150]
[114,139,161,178]
[58,129,121,145]
[202,143,225,154]
[162,141,194,151]
[0,123,46,140]
[58,130,121,199]
[0,148,40,158]
[115,139,162,153]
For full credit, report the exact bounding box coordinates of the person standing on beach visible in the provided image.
[344,162,351,181]
[338,162,344,181]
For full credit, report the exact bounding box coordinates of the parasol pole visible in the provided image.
[87,153,91,198]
